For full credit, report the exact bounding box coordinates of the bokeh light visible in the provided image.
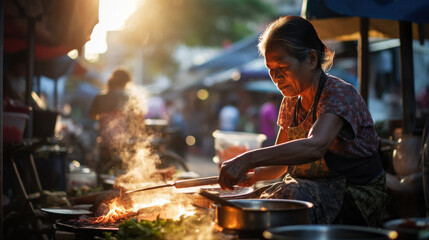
[197,89,209,100]
[231,71,241,81]
[186,135,196,146]
[67,49,79,59]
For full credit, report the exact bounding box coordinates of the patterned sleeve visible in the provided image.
[277,96,298,130]
[317,77,366,140]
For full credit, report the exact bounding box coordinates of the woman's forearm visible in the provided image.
[247,137,324,169]
[255,166,288,181]
[248,113,345,169]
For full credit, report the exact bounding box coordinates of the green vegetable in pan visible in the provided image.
[104,214,220,240]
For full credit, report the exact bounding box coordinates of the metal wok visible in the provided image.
[214,199,313,231]
[55,218,118,239]
[263,225,398,240]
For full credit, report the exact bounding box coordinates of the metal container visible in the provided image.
[383,218,429,240]
[215,199,313,231]
[263,225,398,240]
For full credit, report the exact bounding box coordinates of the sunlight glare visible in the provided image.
[84,0,139,61]
[99,0,139,31]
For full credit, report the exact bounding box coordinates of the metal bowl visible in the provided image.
[215,199,313,231]
[263,225,398,240]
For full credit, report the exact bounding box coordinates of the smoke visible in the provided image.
[96,85,219,237]
[100,85,163,188]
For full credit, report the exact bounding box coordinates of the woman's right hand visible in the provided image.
[218,152,254,190]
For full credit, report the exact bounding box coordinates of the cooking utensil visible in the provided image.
[124,173,255,195]
[215,199,313,231]
[263,225,398,240]
[175,185,254,197]
[199,189,242,208]
[124,176,220,195]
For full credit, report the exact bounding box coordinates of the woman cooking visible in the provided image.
[218,16,387,227]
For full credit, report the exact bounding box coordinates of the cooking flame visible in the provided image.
[93,198,132,224]
[93,195,196,224]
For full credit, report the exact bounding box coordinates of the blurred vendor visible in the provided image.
[89,67,133,174]
[218,16,387,226]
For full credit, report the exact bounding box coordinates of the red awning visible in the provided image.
[4,0,99,60]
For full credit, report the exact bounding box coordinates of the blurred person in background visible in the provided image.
[165,99,188,158]
[89,66,133,174]
[218,16,387,227]
[259,94,281,147]
[219,94,240,131]
[146,95,167,119]
[241,104,259,133]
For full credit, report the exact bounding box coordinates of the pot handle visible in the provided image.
[174,176,219,188]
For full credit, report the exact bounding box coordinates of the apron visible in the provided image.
[259,72,387,226]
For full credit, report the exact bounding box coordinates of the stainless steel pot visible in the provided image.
[215,199,313,231]
[263,225,398,240]
[383,218,429,240]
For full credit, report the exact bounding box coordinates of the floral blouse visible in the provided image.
[277,74,379,158]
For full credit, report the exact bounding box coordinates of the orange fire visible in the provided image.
[93,198,133,224]
[92,194,196,224]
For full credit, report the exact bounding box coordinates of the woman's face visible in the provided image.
[265,44,312,97]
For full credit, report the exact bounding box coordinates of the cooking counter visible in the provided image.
[53,220,266,240]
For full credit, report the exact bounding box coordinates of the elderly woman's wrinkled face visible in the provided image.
[265,44,311,97]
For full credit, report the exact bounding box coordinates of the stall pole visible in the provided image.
[358,17,369,104]
[54,78,58,110]
[0,0,4,239]
[399,21,416,135]
[36,75,41,95]
[25,17,35,139]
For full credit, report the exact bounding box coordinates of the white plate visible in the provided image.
[175,185,254,198]
[41,208,92,217]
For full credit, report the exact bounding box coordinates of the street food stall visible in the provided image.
[2,0,99,239]
[3,0,429,239]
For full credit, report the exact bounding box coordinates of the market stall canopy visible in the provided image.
[189,35,260,73]
[174,34,261,91]
[303,0,429,42]
[3,0,100,138]
[4,0,99,60]
[326,0,429,23]
[35,55,77,80]
[309,17,429,42]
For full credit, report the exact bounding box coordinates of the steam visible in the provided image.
[101,85,162,188]
[100,85,189,205]
[96,85,218,239]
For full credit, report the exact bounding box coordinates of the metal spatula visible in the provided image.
[124,176,220,195]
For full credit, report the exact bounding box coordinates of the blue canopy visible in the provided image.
[326,0,429,23]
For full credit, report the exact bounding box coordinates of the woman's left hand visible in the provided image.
[236,171,258,187]
[218,153,254,190]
